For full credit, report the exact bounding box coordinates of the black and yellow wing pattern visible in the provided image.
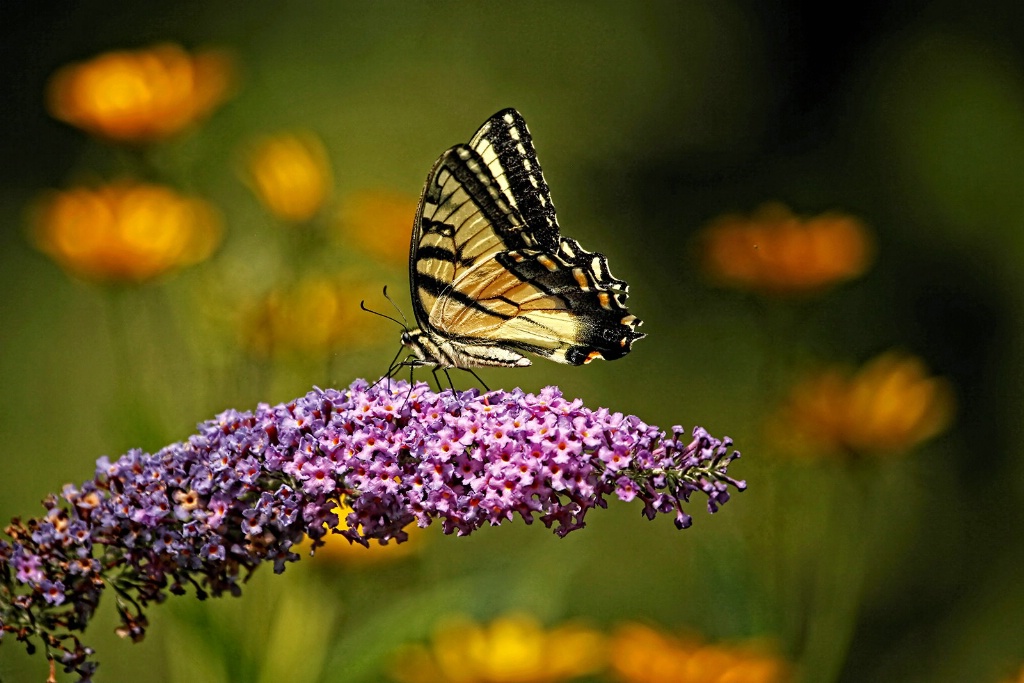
[402,108,644,369]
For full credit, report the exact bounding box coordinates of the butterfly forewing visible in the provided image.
[468,108,560,251]
[407,108,644,369]
[411,145,524,331]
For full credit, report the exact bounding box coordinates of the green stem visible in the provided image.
[797,462,874,683]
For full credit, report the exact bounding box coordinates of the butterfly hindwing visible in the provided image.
[480,238,640,364]
[407,109,644,369]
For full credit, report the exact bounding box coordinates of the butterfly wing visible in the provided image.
[409,109,644,367]
[467,107,560,251]
[409,143,526,335]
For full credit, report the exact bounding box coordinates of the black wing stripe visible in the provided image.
[446,146,522,235]
[430,155,515,240]
[412,144,528,337]
[425,193,507,267]
[417,272,514,323]
[496,246,631,300]
[434,186,484,231]
[416,245,476,267]
[469,108,560,251]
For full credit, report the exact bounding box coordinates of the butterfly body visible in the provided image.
[403,109,644,370]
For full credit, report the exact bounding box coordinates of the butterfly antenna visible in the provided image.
[381,285,410,327]
[360,298,408,330]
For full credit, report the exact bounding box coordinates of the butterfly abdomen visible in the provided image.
[403,328,531,369]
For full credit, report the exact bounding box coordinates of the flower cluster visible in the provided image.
[0,380,743,681]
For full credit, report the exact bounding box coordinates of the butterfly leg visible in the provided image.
[399,363,415,410]
[429,366,443,393]
[463,367,490,393]
[372,344,407,392]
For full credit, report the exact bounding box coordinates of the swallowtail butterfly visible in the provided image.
[401,108,644,371]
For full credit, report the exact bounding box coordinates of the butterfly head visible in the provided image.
[400,328,433,366]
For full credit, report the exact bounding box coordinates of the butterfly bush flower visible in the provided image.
[0,380,743,681]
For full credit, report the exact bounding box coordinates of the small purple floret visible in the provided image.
[0,380,743,681]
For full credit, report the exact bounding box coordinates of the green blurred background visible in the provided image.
[1,1,1022,682]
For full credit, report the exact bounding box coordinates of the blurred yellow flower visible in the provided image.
[237,273,386,358]
[696,202,872,295]
[47,43,235,142]
[768,351,955,458]
[391,613,606,683]
[608,623,791,683]
[30,181,222,284]
[244,131,333,223]
[306,500,424,566]
[336,190,418,266]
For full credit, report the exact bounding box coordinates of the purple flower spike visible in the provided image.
[0,380,744,681]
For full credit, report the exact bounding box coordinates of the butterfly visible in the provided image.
[398,108,644,378]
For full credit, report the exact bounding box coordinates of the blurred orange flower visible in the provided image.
[306,500,424,566]
[391,613,606,683]
[30,180,222,284]
[237,273,386,358]
[47,43,235,142]
[608,623,791,683]
[1000,664,1024,683]
[244,131,333,223]
[696,202,872,295]
[336,190,418,266]
[768,351,955,458]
